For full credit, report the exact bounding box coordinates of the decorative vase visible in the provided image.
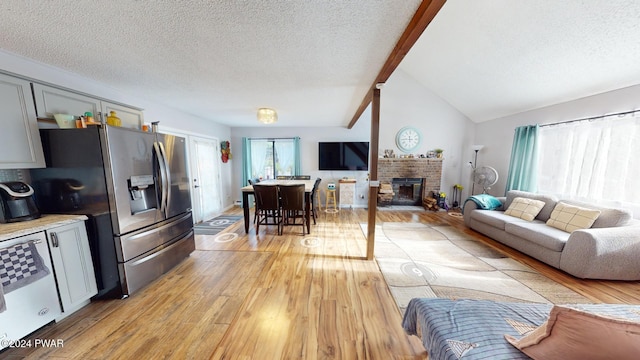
[106,111,121,126]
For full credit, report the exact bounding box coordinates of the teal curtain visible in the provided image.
[293,136,302,175]
[505,125,539,194]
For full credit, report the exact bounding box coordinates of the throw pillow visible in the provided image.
[505,305,640,360]
[504,197,546,221]
[546,202,600,233]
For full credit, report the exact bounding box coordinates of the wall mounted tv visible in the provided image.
[318,142,369,171]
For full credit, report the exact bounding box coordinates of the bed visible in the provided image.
[402,298,640,360]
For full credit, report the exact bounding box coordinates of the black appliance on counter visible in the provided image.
[33,178,84,212]
[0,181,41,223]
[31,125,194,299]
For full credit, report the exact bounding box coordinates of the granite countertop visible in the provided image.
[0,214,88,242]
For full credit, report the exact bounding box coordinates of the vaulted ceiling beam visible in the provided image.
[347,0,446,129]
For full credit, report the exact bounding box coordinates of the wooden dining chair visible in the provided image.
[276,175,293,180]
[278,184,307,235]
[293,175,311,180]
[247,178,261,224]
[310,177,322,224]
[253,184,282,234]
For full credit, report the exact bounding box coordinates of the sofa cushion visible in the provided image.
[546,202,601,233]
[505,221,569,252]
[504,197,546,221]
[561,200,632,228]
[470,210,527,230]
[505,191,558,222]
[505,305,640,360]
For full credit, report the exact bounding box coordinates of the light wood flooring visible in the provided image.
[3,207,640,359]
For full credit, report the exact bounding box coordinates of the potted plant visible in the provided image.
[434,148,444,158]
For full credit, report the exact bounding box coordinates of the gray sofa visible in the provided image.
[463,190,640,280]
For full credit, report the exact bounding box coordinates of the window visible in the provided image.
[536,112,640,215]
[242,137,300,183]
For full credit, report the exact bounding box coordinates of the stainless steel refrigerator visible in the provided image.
[31,125,194,298]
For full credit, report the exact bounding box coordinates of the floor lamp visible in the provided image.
[470,145,484,195]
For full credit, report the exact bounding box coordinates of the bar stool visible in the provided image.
[325,188,338,213]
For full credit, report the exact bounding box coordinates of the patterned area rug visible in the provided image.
[361,222,595,314]
[194,215,242,235]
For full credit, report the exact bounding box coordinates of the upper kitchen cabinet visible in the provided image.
[33,83,144,129]
[32,83,101,120]
[102,102,144,129]
[0,73,45,168]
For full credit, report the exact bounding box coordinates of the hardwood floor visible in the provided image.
[3,208,640,359]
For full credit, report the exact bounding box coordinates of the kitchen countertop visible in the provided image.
[0,214,88,241]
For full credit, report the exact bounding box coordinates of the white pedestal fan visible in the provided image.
[473,166,499,194]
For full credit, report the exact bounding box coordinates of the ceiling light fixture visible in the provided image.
[257,108,278,124]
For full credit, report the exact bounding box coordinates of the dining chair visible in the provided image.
[310,177,322,224]
[278,184,307,235]
[253,184,282,234]
[247,178,261,224]
[276,175,293,180]
[293,175,311,180]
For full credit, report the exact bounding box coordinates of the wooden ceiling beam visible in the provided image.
[347,0,447,129]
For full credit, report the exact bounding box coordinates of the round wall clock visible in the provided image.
[395,126,421,152]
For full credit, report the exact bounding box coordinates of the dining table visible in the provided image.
[241,179,316,234]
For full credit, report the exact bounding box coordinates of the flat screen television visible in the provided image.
[318,142,369,171]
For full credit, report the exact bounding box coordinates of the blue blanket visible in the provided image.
[402,298,640,360]
[462,194,502,214]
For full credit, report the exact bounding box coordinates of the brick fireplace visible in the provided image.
[377,158,443,206]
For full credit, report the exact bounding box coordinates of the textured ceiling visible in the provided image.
[0,0,421,127]
[3,1,639,128]
[400,0,640,122]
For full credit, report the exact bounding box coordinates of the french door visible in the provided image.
[189,136,222,223]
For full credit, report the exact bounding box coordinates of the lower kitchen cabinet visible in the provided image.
[46,221,97,319]
[0,231,61,349]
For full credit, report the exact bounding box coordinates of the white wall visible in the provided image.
[475,84,640,196]
[0,49,235,209]
[380,69,475,201]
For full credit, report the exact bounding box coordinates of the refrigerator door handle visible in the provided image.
[158,141,172,215]
[154,141,168,215]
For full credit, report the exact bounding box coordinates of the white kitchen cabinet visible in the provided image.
[32,83,101,120]
[32,83,144,129]
[0,73,45,168]
[0,231,61,349]
[101,101,144,129]
[339,179,356,208]
[46,221,97,319]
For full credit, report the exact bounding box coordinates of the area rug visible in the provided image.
[361,222,595,314]
[194,215,243,235]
